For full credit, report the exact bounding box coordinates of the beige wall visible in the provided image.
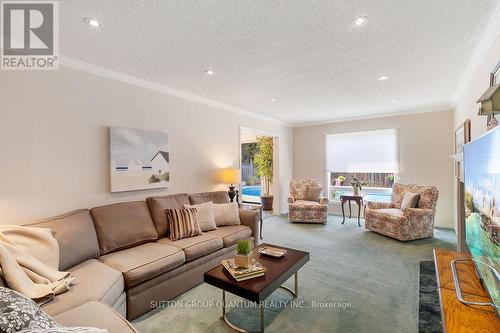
[293,110,455,228]
[0,66,293,224]
[452,34,500,235]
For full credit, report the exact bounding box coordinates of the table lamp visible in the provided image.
[220,168,240,202]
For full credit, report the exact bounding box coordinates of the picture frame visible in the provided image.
[110,127,169,192]
[454,119,471,181]
[487,61,500,127]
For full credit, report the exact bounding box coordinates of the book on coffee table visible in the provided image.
[222,259,266,282]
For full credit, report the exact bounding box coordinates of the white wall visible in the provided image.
[453,34,500,135]
[293,110,455,228]
[0,66,293,224]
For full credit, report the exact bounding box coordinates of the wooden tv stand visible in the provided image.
[433,248,499,332]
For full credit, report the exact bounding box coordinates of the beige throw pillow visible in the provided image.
[166,208,202,241]
[212,202,241,226]
[184,201,217,231]
[305,186,323,201]
[400,192,420,210]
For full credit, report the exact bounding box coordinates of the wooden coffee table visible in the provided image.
[204,243,310,332]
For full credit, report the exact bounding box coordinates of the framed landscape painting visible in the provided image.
[110,127,169,192]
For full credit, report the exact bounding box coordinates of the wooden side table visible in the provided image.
[340,195,364,227]
[240,203,264,239]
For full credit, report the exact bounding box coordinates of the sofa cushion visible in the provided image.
[184,201,217,231]
[42,259,124,316]
[90,201,158,255]
[188,191,229,205]
[213,202,241,226]
[146,193,190,237]
[54,301,138,333]
[98,242,185,288]
[158,233,223,262]
[166,208,202,241]
[207,225,252,247]
[28,210,100,271]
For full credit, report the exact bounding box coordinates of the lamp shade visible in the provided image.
[219,168,240,184]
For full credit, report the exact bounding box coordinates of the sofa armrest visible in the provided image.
[319,197,329,204]
[403,208,435,217]
[366,201,393,210]
[287,197,295,204]
[239,209,260,245]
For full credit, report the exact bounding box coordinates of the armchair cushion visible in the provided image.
[304,186,322,201]
[403,207,435,217]
[366,201,392,210]
[400,192,420,209]
[366,208,404,220]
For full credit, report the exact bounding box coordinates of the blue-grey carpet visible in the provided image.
[133,215,456,333]
[418,261,442,333]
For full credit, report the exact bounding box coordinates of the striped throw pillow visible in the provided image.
[166,208,202,241]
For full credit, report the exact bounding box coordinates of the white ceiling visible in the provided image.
[60,0,498,126]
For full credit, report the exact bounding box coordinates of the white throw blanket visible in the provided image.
[0,225,75,303]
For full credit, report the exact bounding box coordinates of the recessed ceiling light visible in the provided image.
[391,99,397,103]
[270,98,277,103]
[83,17,99,28]
[204,69,215,75]
[303,112,308,115]
[378,76,390,81]
[352,16,368,27]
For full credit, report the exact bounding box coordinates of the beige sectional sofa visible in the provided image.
[0,191,259,333]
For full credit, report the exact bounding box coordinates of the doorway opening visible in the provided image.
[240,127,279,217]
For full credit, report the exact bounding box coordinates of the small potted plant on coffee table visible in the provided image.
[235,239,253,268]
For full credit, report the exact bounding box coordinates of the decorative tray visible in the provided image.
[258,246,287,258]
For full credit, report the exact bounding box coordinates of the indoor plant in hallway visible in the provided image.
[254,136,273,210]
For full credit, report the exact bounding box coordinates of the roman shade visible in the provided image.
[325,129,399,173]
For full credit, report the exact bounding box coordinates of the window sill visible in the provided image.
[328,186,392,203]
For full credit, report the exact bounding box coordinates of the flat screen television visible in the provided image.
[463,126,500,312]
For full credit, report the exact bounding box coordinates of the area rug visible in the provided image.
[225,289,291,332]
[418,261,442,333]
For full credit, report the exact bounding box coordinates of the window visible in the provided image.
[325,129,399,201]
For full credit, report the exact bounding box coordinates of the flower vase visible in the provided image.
[353,187,360,196]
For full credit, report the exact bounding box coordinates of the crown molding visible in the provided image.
[59,55,291,127]
[452,2,500,102]
[292,102,454,128]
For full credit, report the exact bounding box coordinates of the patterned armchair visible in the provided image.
[365,183,439,241]
[288,179,329,224]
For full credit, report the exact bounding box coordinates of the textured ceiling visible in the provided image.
[60,0,498,125]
